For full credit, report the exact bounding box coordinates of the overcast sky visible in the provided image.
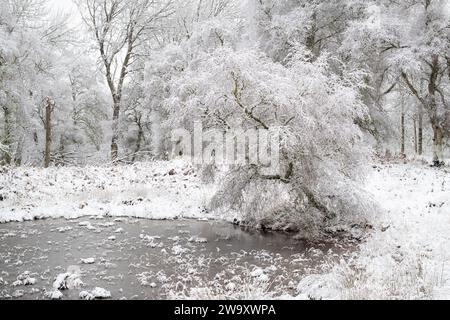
[49,0,77,11]
[47,0,82,27]
[48,0,77,12]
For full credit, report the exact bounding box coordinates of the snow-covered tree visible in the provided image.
[343,0,450,164]
[49,54,109,166]
[0,0,62,166]
[146,9,375,236]
[77,0,174,162]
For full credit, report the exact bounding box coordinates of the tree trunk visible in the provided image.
[427,55,443,165]
[132,122,144,163]
[432,121,444,166]
[401,55,443,163]
[44,98,53,168]
[413,116,418,155]
[2,105,12,165]
[14,135,23,166]
[110,40,132,163]
[418,107,424,156]
[400,106,405,156]
[305,12,318,60]
[110,98,120,162]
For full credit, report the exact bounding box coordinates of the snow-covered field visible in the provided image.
[298,163,450,300]
[0,160,214,223]
[1,161,450,300]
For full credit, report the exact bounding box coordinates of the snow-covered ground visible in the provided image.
[0,160,215,223]
[1,161,450,300]
[298,163,450,300]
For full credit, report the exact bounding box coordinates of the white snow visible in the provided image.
[250,268,264,278]
[12,290,24,298]
[79,291,95,300]
[22,277,37,286]
[44,290,63,300]
[172,244,189,255]
[79,288,111,300]
[297,163,450,300]
[53,273,70,290]
[14,272,37,286]
[90,287,111,299]
[0,160,214,223]
[188,236,208,243]
[2,161,450,300]
[53,272,84,291]
[12,280,23,287]
[80,258,95,265]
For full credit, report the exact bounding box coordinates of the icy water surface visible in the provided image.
[0,217,349,300]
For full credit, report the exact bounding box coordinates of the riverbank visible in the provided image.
[297,162,450,300]
[0,160,215,223]
[2,161,450,300]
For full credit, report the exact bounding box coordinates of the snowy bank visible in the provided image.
[2,161,450,300]
[297,163,450,300]
[0,160,215,223]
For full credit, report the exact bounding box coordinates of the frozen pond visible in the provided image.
[0,217,349,300]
